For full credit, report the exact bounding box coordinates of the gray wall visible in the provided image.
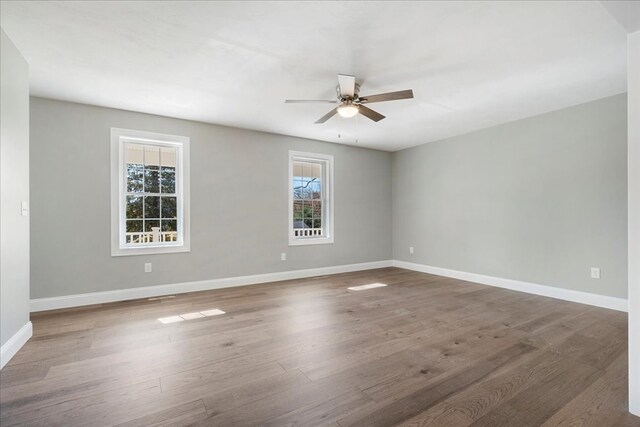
[393,94,628,298]
[1,30,30,347]
[30,97,392,299]
[30,94,628,300]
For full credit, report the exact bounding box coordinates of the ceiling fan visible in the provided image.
[285,74,414,124]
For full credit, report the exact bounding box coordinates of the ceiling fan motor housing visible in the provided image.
[336,83,361,101]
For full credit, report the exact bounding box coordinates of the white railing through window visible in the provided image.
[126,227,178,244]
[293,228,323,237]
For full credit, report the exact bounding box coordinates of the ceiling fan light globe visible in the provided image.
[337,104,359,118]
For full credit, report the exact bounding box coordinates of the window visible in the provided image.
[289,151,334,246]
[111,128,190,256]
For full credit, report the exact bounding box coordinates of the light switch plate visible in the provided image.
[21,201,28,216]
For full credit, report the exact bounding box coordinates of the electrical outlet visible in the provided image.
[409,246,414,254]
[591,267,600,279]
[145,263,152,273]
[280,252,287,261]
[21,202,28,217]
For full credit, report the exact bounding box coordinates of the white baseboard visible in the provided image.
[30,259,628,313]
[1,322,33,370]
[393,260,628,312]
[30,260,393,312]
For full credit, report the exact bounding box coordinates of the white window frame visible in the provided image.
[288,151,334,246]
[110,128,190,256]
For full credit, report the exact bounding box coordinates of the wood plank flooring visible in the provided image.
[1,267,637,426]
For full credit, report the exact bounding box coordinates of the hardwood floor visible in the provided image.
[1,267,637,426]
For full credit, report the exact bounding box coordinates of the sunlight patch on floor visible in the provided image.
[347,283,388,291]
[158,308,226,324]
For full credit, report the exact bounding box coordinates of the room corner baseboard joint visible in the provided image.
[0,322,33,370]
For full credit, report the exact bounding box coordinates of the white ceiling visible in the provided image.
[0,1,628,151]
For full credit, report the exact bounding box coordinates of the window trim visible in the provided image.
[110,128,190,256]
[288,151,334,246]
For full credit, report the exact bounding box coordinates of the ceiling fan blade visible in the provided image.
[358,105,385,122]
[285,100,338,103]
[338,74,356,97]
[359,89,414,104]
[314,108,338,124]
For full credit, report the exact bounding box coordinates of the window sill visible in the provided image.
[111,244,190,257]
[288,237,334,246]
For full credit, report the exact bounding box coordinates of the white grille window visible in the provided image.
[111,128,190,256]
[289,151,334,246]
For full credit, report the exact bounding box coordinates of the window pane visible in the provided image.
[144,146,160,167]
[161,167,176,194]
[144,219,160,232]
[127,164,143,192]
[308,180,321,199]
[301,180,313,199]
[313,219,322,229]
[308,162,322,180]
[161,196,177,219]
[307,180,317,199]
[293,179,304,199]
[292,161,304,179]
[160,146,177,168]
[125,144,144,164]
[144,167,160,193]
[302,162,315,181]
[144,196,160,218]
[126,195,143,219]
[311,200,322,218]
[161,219,177,232]
[293,200,303,220]
[302,200,312,220]
[126,220,143,232]
[304,218,313,228]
